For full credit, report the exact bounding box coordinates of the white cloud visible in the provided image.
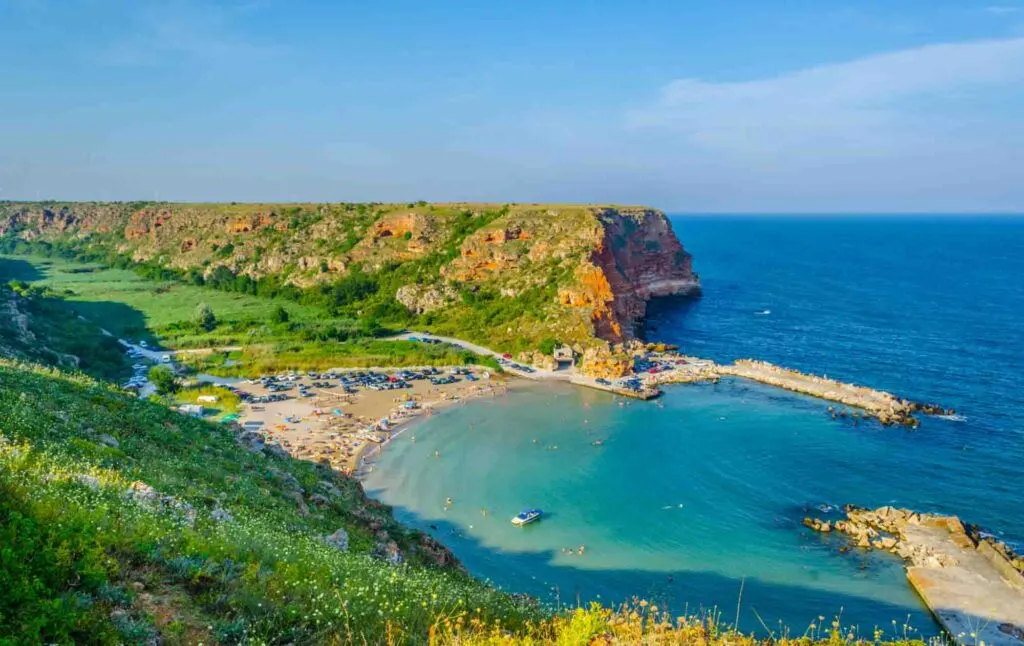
[622,38,1024,210]
[985,5,1021,15]
[629,38,1024,152]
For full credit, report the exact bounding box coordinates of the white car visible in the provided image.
[139,341,148,348]
[161,354,172,363]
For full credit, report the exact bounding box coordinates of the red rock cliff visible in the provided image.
[560,208,700,343]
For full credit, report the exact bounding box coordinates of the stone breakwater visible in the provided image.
[804,505,1024,646]
[641,356,950,427]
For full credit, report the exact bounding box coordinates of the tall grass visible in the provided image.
[181,340,501,377]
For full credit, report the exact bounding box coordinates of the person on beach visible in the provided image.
[445,496,453,510]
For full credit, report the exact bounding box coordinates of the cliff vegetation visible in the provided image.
[0,202,700,354]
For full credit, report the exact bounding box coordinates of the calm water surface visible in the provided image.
[365,216,1024,636]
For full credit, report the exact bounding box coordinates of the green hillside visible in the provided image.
[0,360,537,644]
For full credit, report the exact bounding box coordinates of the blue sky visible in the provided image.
[2,1,1023,211]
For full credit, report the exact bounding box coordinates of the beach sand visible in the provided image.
[233,368,518,474]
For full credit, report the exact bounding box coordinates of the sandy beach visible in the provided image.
[231,367,518,475]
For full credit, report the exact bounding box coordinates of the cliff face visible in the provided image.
[557,208,700,342]
[0,201,699,346]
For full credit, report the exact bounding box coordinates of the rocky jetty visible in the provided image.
[717,360,952,426]
[804,505,1024,645]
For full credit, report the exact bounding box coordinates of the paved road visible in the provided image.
[391,332,573,381]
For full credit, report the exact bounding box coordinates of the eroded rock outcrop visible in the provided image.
[579,345,633,379]
[396,283,458,314]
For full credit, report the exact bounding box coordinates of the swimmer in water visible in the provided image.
[435,450,440,458]
[578,545,586,555]
[444,496,453,510]
[481,508,488,517]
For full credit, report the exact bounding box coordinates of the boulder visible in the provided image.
[325,528,349,552]
[211,507,234,523]
[318,480,343,498]
[97,433,120,448]
[74,474,100,490]
[376,540,404,566]
[288,490,309,517]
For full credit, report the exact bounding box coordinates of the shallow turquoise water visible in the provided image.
[364,216,1024,636]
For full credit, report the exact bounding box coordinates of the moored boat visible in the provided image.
[511,508,542,526]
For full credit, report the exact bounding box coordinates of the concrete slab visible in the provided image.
[902,523,1024,646]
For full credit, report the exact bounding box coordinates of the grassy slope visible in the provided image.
[0,265,130,381]
[0,361,536,645]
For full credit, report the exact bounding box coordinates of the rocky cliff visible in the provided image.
[0,201,699,348]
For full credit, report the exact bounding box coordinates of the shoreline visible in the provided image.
[351,378,522,478]
[224,364,522,477]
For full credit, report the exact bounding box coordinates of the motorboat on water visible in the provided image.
[511,509,543,526]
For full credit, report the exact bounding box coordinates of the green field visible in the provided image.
[2,254,500,375]
[1,254,326,345]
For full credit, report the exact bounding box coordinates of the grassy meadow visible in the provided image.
[1,254,319,344]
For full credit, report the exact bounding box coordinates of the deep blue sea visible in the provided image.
[365,216,1024,638]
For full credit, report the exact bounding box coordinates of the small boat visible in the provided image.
[511,509,543,526]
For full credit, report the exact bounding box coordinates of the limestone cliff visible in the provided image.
[0,201,699,347]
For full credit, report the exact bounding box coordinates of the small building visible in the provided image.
[178,404,205,417]
[553,346,575,365]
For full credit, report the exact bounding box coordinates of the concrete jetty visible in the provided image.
[805,506,1024,645]
[569,374,662,400]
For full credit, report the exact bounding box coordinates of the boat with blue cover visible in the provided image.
[511,509,542,526]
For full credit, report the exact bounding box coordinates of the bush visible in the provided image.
[538,337,558,355]
[270,305,289,324]
[193,303,216,332]
[148,365,178,394]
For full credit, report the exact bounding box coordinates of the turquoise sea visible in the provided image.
[364,216,1024,637]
